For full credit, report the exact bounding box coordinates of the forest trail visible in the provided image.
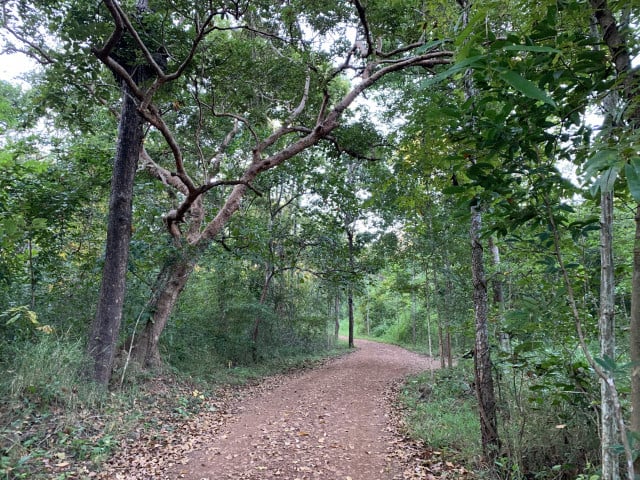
[168,339,438,480]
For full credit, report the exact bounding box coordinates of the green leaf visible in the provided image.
[583,149,618,179]
[31,217,49,231]
[498,70,557,107]
[596,165,621,194]
[626,158,640,202]
[501,45,560,53]
[415,39,447,54]
[421,55,486,87]
[595,355,618,374]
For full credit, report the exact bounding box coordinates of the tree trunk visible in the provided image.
[600,190,619,480]
[347,286,355,349]
[434,267,446,368]
[446,327,453,368]
[86,82,143,386]
[425,264,433,357]
[444,257,454,367]
[589,4,640,473]
[130,254,195,368]
[488,237,509,351]
[631,206,640,474]
[470,203,500,464]
[252,265,274,362]
[334,292,340,341]
[347,227,355,349]
[411,265,417,346]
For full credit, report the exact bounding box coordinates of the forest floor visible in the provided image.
[89,339,471,479]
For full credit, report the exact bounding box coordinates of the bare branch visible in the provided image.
[210,119,241,174]
[351,0,373,58]
[1,23,54,65]
[140,148,189,195]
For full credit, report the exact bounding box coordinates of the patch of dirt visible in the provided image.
[92,340,471,479]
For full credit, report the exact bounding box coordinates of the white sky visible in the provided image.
[0,49,37,86]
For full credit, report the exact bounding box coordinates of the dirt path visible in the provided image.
[170,339,437,480]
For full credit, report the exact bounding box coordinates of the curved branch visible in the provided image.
[352,0,373,57]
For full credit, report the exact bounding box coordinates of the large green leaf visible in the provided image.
[501,45,560,53]
[626,157,640,202]
[583,149,618,180]
[498,70,557,107]
[591,165,621,195]
[421,55,486,87]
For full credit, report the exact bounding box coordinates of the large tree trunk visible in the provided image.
[470,203,500,464]
[86,82,143,386]
[600,190,619,480]
[130,255,195,368]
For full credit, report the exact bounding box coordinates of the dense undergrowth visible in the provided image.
[398,359,601,480]
[0,331,349,479]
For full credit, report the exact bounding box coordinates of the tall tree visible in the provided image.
[458,0,500,463]
[85,0,154,385]
[589,1,640,475]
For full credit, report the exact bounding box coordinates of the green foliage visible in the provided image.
[0,305,53,341]
[400,365,480,457]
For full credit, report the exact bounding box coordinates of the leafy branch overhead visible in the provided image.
[86,1,453,245]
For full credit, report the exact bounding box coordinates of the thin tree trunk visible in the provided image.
[471,203,500,463]
[252,265,274,362]
[488,237,509,351]
[86,82,143,385]
[589,5,637,474]
[444,257,454,367]
[334,292,340,341]
[434,267,446,368]
[347,286,354,348]
[28,238,35,310]
[631,206,640,474]
[411,265,417,346]
[347,227,355,349]
[600,190,619,480]
[425,264,433,357]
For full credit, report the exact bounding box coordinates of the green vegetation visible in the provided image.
[0,329,349,478]
[1,0,639,478]
[400,365,479,459]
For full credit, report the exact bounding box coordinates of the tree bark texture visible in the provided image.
[347,287,355,349]
[589,2,640,471]
[631,206,640,472]
[347,227,355,349]
[86,83,143,385]
[470,204,500,463]
[334,293,340,341]
[252,265,274,362]
[488,237,509,351]
[130,255,195,368]
[600,190,620,480]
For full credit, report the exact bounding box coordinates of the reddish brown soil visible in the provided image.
[169,339,438,480]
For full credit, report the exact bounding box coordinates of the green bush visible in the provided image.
[400,364,480,460]
[400,359,601,479]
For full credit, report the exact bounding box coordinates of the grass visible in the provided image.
[399,362,481,463]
